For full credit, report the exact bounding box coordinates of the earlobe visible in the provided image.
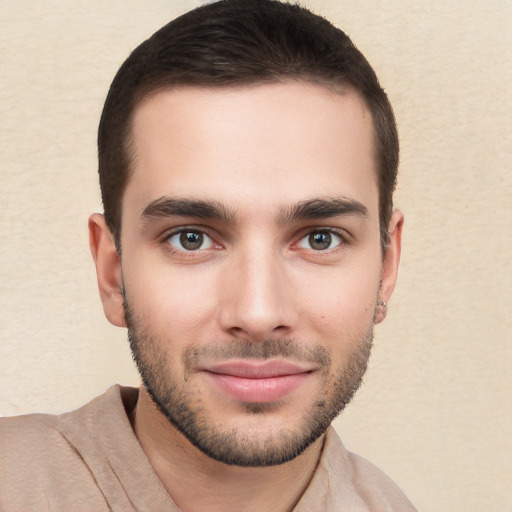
[375,210,404,324]
[88,214,126,327]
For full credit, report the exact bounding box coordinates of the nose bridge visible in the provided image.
[219,240,295,339]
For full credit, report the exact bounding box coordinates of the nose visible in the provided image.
[218,246,297,341]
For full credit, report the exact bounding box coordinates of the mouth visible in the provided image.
[201,360,315,403]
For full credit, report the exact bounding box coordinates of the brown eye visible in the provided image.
[309,232,332,250]
[180,231,203,250]
[297,230,343,251]
[167,230,214,251]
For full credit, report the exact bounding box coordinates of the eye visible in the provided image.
[167,230,215,251]
[297,230,343,251]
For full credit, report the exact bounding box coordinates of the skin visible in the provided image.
[89,82,403,512]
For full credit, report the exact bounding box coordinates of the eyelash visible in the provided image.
[161,226,221,256]
[294,227,349,252]
[160,226,350,256]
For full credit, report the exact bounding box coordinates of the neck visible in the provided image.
[133,387,324,512]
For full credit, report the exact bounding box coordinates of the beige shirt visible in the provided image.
[0,385,417,511]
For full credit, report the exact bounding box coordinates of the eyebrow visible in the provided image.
[277,198,369,224]
[140,196,369,225]
[140,197,236,224]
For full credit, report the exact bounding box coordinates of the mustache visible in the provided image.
[182,338,331,370]
[123,296,332,372]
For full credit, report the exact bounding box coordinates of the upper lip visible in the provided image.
[201,360,314,379]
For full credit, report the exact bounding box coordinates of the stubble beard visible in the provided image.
[124,298,374,467]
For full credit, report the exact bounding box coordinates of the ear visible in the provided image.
[88,213,126,327]
[375,210,404,324]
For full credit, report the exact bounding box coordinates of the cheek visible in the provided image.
[297,263,380,340]
[123,257,219,336]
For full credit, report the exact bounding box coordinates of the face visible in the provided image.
[91,82,402,467]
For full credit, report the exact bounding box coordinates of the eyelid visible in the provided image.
[161,224,212,239]
[293,227,350,251]
[161,225,223,253]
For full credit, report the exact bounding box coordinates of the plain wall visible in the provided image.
[1,1,511,510]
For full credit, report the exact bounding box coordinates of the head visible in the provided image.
[98,0,399,252]
[90,0,403,468]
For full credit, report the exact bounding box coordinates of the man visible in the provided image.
[0,0,416,510]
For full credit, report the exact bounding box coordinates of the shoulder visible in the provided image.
[0,411,69,472]
[296,427,417,511]
[346,449,418,511]
[0,411,98,511]
[0,385,131,463]
[0,386,135,511]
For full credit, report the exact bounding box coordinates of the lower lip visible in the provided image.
[205,372,310,403]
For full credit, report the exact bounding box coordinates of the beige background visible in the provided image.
[1,1,511,510]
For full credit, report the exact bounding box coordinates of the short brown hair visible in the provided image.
[98,0,399,250]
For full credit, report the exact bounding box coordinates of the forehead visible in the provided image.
[124,82,378,223]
